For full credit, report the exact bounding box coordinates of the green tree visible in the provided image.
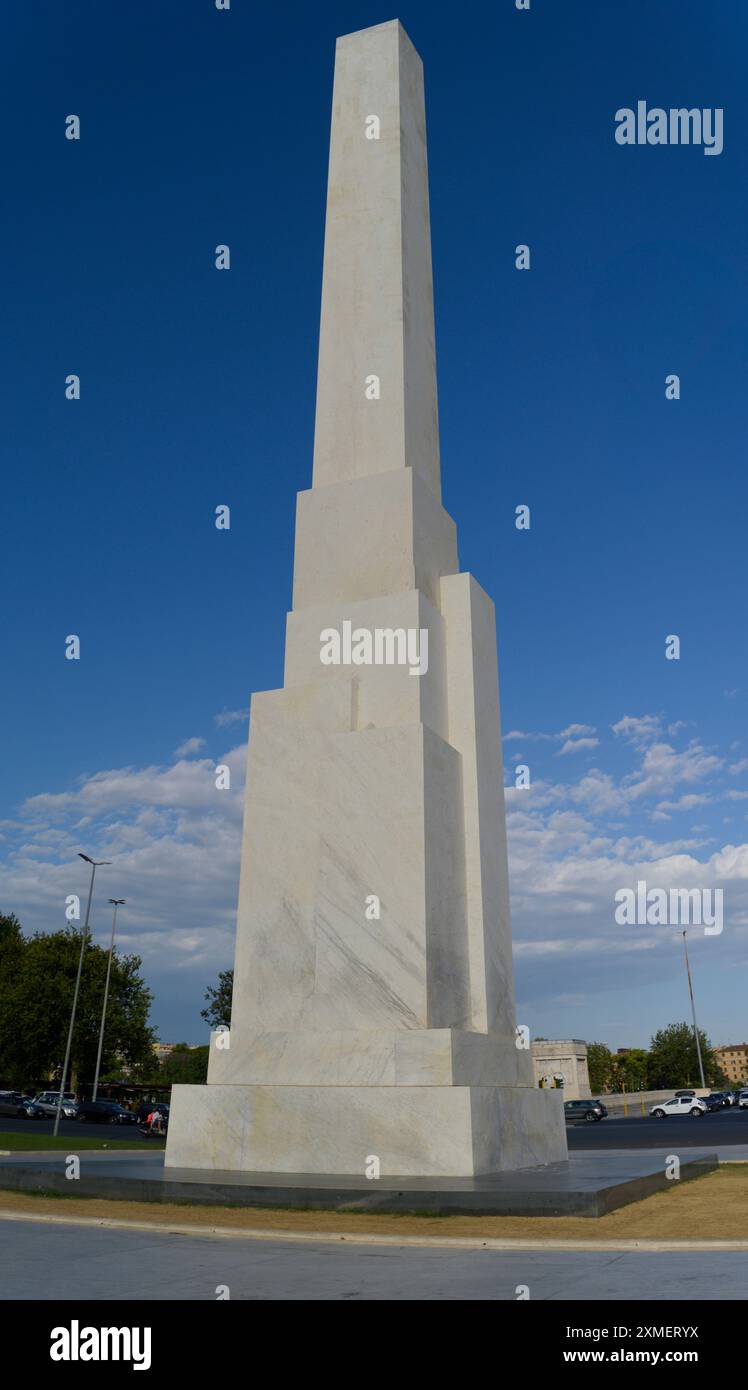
[586,1042,615,1093]
[160,1043,209,1085]
[613,1048,649,1093]
[201,968,233,1029]
[0,918,156,1090]
[647,1022,724,1090]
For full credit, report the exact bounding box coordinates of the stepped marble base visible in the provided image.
[165,1082,567,1177]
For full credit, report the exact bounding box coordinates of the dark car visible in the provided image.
[592,1099,608,1117]
[75,1101,137,1126]
[0,1090,30,1118]
[22,1099,49,1120]
[564,1099,605,1123]
[703,1094,725,1111]
[707,1092,731,1109]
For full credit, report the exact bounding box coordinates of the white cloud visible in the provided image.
[174,737,206,758]
[23,750,246,819]
[624,741,722,802]
[611,713,662,747]
[505,723,597,749]
[557,737,599,756]
[655,793,712,813]
[215,708,249,728]
[3,708,747,1033]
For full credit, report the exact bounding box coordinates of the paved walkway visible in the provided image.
[2,1218,746,1300]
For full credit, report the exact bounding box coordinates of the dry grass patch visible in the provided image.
[0,1165,746,1242]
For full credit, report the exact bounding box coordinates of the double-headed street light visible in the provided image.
[92,899,126,1103]
[53,853,111,1136]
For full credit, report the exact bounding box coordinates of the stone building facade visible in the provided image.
[532,1040,591,1100]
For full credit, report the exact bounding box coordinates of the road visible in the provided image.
[0,1114,157,1142]
[2,1106,747,1149]
[566,1108,748,1149]
[0,1218,746,1300]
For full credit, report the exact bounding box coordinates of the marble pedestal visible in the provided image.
[166,1081,566,1178]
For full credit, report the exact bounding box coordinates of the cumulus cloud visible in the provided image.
[557,737,599,756]
[2,745,248,978]
[2,706,747,1032]
[611,713,662,747]
[174,737,206,758]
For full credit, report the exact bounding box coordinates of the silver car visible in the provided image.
[32,1091,78,1119]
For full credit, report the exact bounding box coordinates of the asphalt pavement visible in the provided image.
[2,1106,747,1150]
[565,1107,748,1149]
[1,1218,746,1300]
[0,1114,157,1142]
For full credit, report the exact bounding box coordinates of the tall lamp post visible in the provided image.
[92,898,125,1102]
[683,929,706,1090]
[53,853,111,1136]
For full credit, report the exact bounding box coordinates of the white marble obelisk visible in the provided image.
[166,19,567,1177]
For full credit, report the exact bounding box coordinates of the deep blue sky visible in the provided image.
[2,1,747,1051]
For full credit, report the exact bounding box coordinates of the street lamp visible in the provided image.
[92,899,125,1102]
[53,853,111,1136]
[683,929,706,1090]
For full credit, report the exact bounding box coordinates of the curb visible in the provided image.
[2,1207,748,1252]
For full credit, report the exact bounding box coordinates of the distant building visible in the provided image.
[713,1043,748,1086]
[531,1040,591,1100]
[152,1043,199,1063]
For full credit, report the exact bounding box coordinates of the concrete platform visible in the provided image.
[0,1148,718,1217]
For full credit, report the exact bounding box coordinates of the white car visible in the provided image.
[738,1090,748,1109]
[650,1096,707,1118]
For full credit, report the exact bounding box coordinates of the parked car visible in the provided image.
[32,1091,78,1119]
[702,1094,725,1111]
[651,1096,707,1118]
[737,1090,748,1110]
[0,1090,30,1118]
[22,1100,50,1120]
[564,1099,606,1123]
[75,1101,138,1125]
[708,1092,732,1108]
[592,1099,608,1117]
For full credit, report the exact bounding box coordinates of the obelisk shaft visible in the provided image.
[312,21,441,500]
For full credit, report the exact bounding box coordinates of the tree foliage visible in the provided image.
[161,1043,209,1084]
[586,1042,615,1093]
[614,1048,649,1092]
[201,969,233,1029]
[0,914,156,1090]
[647,1022,725,1090]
